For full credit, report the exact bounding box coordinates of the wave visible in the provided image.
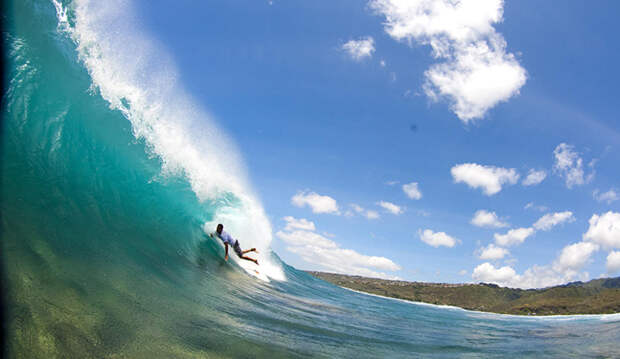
[3,1,620,357]
[53,0,284,281]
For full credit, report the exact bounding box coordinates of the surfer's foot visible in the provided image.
[252,248,259,253]
[254,259,259,265]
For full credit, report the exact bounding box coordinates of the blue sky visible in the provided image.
[132,0,620,287]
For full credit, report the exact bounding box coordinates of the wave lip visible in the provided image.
[54,0,284,281]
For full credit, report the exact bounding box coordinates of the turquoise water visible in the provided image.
[2,0,620,357]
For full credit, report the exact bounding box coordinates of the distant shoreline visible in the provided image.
[341,286,620,320]
[307,271,620,316]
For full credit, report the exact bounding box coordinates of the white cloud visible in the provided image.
[553,143,594,188]
[503,258,518,266]
[277,224,401,279]
[522,169,546,186]
[459,269,468,276]
[385,180,399,186]
[276,230,337,249]
[473,262,517,284]
[533,211,575,231]
[472,262,579,289]
[402,182,422,200]
[342,37,375,61]
[489,211,573,248]
[594,189,619,204]
[291,191,339,214]
[524,202,548,212]
[471,209,508,228]
[494,227,534,247]
[607,251,620,274]
[552,241,599,274]
[473,213,619,287]
[451,163,519,195]
[350,204,380,220]
[377,201,403,215]
[423,40,527,121]
[351,204,364,213]
[583,211,620,249]
[419,229,458,248]
[370,0,526,122]
[283,216,316,232]
[287,245,400,279]
[478,243,509,260]
[475,233,603,289]
[364,210,380,220]
[380,59,386,67]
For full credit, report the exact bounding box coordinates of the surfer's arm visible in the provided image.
[224,242,229,261]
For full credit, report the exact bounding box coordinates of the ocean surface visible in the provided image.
[2,0,620,357]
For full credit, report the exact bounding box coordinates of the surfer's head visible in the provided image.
[216,223,223,234]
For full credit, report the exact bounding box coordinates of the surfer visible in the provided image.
[214,224,259,265]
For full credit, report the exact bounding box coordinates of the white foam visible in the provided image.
[54,0,285,281]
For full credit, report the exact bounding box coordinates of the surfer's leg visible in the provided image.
[235,242,258,264]
[242,248,258,254]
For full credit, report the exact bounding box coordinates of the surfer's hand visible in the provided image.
[225,255,228,261]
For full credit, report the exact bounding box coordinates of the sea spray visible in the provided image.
[53,0,285,280]
[3,1,620,357]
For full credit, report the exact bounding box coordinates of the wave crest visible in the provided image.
[54,0,285,281]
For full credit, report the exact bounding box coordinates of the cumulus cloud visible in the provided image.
[473,249,596,289]
[533,211,575,231]
[593,189,619,204]
[291,191,340,214]
[402,182,422,200]
[286,245,400,279]
[377,201,404,215]
[283,216,316,231]
[552,241,599,275]
[276,223,400,279]
[474,240,600,289]
[342,36,375,61]
[419,229,458,248]
[490,211,573,248]
[472,263,517,284]
[351,204,380,220]
[522,169,547,186]
[472,262,580,289]
[471,209,508,228]
[370,0,526,122]
[451,163,519,195]
[583,211,620,249]
[607,251,620,275]
[474,215,616,288]
[494,227,534,247]
[276,230,337,249]
[477,243,509,260]
[553,143,594,188]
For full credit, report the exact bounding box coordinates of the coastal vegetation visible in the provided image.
[308,271,620,316]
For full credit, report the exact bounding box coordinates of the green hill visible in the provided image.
[308,271,620,316]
